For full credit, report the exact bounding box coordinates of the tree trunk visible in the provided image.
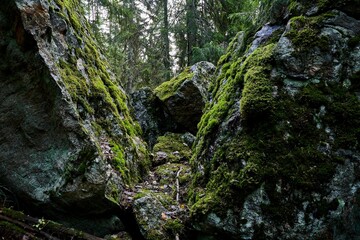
[163,0,171,80]
[186,0,198,65]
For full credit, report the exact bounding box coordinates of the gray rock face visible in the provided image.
[155,61,215,134]
[248,24,282,55]
[274,10,360,83]
[130,87,172,148]
[0,0,148,234]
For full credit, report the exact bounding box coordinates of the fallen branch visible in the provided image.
[176,167,183,203]
[175,167,183,240]
[0,214,59,240]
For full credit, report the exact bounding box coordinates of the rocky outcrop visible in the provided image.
[130,87,172,149]
[0,0,149,235]
[189,0,360,239]
[154,61,215,134]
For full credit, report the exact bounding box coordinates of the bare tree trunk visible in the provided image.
[163,0,171,80]
[186,0,198,65]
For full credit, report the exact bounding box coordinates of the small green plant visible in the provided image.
[34,218,47,230]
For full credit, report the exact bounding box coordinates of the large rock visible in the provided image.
[0,0,149,234]
[130,87,172,149]
[189,1,360,239]
[154,61,215,134]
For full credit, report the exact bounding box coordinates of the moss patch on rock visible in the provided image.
[52,0,149,184]
[153,133,192,163]
[188,5,360,236]
[285,14,333,52]
[154,68,194,101]
[240,44,276,121]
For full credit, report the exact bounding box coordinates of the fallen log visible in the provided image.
[0,208,104,240]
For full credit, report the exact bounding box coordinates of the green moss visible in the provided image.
[2,208,25,220]
[153,133,192,163]
[110,141,132,184]
[134,189,151,200]
[240,44,275,121]
[191,43,277,218]
[154,68,194,101]
[189,9,360,223]
[194,44,275,165]
[155,163,191,187]
[285,13,333,51]
[190,191,220,216]
[54,0,142,137]
[134,190,176,209]
[0,221,27,235]
[163,218,184,235]
[191,79,359,219]
[52,0,150,185]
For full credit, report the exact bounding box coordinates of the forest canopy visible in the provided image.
[83,0,285,92]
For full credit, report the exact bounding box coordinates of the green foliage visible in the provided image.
[0,221,26,235]
[155,163,191,187]
[227,0,288,34]
[191,42,225,65]
[83,0,173,92]
[134,190,176,209]
[2,208,25,220]
[163,218,184,235]
[290,0,360,14]
[110,141,130,183]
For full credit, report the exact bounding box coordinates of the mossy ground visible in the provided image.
[153,133,192,163]
[0,221,28,238]
[52,0,149,185]
[0,208,88,239]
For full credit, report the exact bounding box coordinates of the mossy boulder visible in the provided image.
[0,0,149,234]
[154,61,215,134]
[289,0,360,18]
[190,2,360,239]
[133,190,184,240]
[130,87,175,149]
